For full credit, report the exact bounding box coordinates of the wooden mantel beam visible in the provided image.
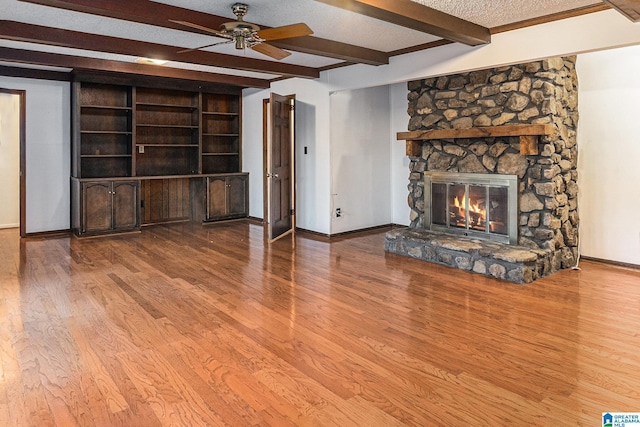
[397,124,555,156]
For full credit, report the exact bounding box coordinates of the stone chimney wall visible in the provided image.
[406,56,579,270]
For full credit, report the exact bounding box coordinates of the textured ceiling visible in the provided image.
[410,0,601,27]
[0,0,607,85]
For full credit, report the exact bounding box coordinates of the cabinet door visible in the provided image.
[207,177,228,219]
[83,181,112,233]
[227,175,248,216]
[112,181,139,230]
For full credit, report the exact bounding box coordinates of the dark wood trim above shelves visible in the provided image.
[0,64,70,81]
[0,47,270,88]
[397,124,555,156]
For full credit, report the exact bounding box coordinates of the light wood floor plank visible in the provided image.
[1,222,640,425]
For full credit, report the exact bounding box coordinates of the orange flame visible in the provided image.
[454,195,484,214]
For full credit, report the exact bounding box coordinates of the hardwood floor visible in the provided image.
[1,221,639,426]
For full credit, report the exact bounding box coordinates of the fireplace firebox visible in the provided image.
[424,172,518,244]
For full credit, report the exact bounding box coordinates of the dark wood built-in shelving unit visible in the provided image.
[74,83,133,179]
[201,93,241,174]
[71,77,248,236]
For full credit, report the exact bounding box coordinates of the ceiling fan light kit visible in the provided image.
[173,2,313,60]
[222,3,262,50]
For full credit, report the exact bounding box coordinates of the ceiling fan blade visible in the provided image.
[177,40,234,54]
[169,19,230,39]
[256,23,313,41]
[251,42,291,60]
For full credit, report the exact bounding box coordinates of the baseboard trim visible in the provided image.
[73,230,142,239]
[580,256,640,270]
[295,223,397,240]
[23,229,71,239]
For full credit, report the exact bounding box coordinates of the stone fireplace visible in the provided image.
[385,56,579,284]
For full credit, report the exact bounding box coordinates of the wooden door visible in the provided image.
[227,175,248,216]
[112,181,139,230]
[83,181,112,233]
[207,176,227,219]
[268,93,294,241]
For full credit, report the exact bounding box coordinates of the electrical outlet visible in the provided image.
[335,208,341,218]
[138,145,144,154]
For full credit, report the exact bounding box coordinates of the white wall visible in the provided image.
[329,86,391,234]
[243,77,333,234]
[390,82,411,226]
[242,87,268,220]
[0,76,70,234]
[577,45,640,264]
[0,92,20,228]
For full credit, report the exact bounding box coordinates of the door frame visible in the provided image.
[0,88,26,237]
[262,94,296,241]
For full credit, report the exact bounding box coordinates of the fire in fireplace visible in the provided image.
[425,172,518,244]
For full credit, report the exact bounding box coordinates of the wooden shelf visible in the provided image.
[81,154,132,158]
[202,153,238,156]
[136,124,198,129]
[203,133,239,137]
[202,112,239,116]
[137,144,198,147]
[136,102,197,110]
[397,124,555,156]
[81,105,132,111]
[81,130,132,135]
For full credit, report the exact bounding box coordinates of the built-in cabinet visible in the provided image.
[71,77,248,236]
[206,174,249,221]
[72,179,139,235]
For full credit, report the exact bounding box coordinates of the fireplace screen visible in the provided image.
[425,172,518,244]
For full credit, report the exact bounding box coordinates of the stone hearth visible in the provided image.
[386,56,579,284]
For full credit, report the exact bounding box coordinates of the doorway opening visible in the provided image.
[0,89,26,237]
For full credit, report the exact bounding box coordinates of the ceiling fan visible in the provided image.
[171,3,313,60]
